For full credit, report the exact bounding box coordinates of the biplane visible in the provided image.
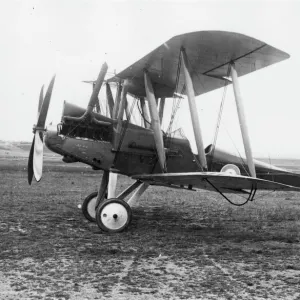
[28,31,300,233]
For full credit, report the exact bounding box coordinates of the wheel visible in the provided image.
[220,164,241,176]
[82,192,98,222]
[96,198,132,233]
[82,191,109,222]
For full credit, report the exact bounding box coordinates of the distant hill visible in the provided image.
[0,140,27,157]
[0,140,60,158]
[14,141,55,155]
[0,141,21,151]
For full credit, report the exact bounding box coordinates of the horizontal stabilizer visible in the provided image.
[133,172,300,192]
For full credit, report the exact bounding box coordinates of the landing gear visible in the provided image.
[95,198,132,233]
[82,180,147,232]
[82,192,98,222]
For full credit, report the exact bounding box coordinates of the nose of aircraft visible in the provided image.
[44,127,65,156]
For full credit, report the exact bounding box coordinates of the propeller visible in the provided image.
[28,76,56,185]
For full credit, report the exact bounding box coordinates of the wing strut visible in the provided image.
[116,80,129,127]
[112,82,122,119]
[180,48,207,171]
[159,97,165,125]
[106,83,115,118]
[230,63,256,178]
[114,79,129,148]
[144,70,167,172]
[92,82,102,113]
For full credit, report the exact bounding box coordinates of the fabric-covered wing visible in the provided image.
[108,31,289,98]
[133,172,300,192]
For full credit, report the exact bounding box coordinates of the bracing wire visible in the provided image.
[136,97,151,126]
[166,50,182,135]
[213,119,250,177]
[166,50,185,148]
[184,55,251,176]
[113,96,138,165]
[209,64,231,170]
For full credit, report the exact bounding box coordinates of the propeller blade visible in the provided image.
[37,75,56,128]
[38,85,44,117]
[33,131,44,182]
[27,136,35,185]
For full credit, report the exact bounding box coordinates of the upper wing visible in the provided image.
[108,31,289,98]
[132,172,300,192]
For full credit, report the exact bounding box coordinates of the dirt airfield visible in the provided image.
[1,146,300,299]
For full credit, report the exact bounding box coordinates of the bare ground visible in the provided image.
[1,157,300,299]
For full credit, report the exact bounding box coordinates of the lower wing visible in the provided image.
[132,172,300,192]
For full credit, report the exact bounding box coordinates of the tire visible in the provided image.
[82,192,98,222]
[96,198,132,233]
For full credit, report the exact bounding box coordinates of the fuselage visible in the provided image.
[45,123,201,176]
[44,101,201,175]
[44,101,300,188]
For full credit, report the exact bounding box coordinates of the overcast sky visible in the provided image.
[1,0,300,158]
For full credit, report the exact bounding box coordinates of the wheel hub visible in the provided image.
[100,203,129,230]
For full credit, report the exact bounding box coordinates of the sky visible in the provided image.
[1,0,300,158]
